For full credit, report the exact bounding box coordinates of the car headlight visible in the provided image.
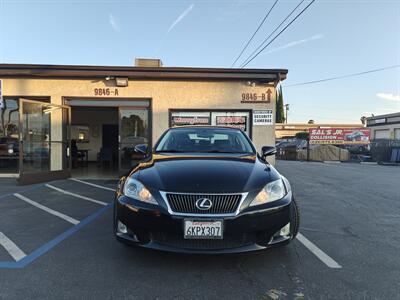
[123,178,158,205]
[250,179,286,207]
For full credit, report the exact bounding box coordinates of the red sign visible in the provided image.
[216,116,247,131]
[309,128,371,145]
[171,116,210,126]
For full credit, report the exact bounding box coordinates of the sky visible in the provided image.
[0,0,399,124]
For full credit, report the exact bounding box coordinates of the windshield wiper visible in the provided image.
[201,150,250,154]
[155,150,186,153]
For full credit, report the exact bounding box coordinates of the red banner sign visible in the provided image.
[171,116,210,126]
[216,116,247,131]
[309,128,371,145]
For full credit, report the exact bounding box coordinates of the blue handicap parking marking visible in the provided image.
[0,178,116,269]
[0,203,112,269]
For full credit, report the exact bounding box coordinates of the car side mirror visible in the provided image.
[261,146,277,158]
[134,144,148,155]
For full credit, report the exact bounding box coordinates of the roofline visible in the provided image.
[366,112,400,120]
[0,63,288,81]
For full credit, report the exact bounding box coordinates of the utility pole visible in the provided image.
[284,104,289,123]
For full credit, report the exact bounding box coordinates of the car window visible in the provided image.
[156,128,254,153]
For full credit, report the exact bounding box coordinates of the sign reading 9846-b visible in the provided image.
[241,88,273,103]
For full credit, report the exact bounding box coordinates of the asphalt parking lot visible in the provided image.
[0,161,399,299]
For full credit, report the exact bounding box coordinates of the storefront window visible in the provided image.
[170,110,251,137]
[0,99,19,173]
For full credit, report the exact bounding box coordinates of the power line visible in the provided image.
[230,0,279,68]
[284,65,400,87]
[239,0,307,68]
[241,0,316,68]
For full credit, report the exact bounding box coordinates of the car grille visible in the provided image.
[152,232,255,250]
[165,193,242,215]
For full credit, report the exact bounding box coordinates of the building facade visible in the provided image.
[366,112,400,140]
[0,63,287,184]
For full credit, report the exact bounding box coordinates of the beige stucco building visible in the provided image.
[0,61,287,184]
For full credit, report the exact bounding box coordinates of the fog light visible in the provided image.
[8,149,13,154]
[279,223,290,237]
[117,220,128,234]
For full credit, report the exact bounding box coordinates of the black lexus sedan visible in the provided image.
[114,126,299,253]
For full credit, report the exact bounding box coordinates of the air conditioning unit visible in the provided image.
[134,58,163,67]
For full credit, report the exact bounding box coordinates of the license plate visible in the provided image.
[184,220,223,239]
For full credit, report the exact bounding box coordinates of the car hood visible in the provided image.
[132,154,277,193]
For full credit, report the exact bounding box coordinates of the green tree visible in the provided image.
[275,85,285,123]
[295,131,309,140]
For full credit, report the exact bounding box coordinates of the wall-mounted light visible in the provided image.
[78,132,86,140]
[116,77,129,87]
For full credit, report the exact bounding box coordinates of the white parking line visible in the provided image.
[45,184,107,206]
[296,232,342,269]
[69,178,115,191]
[0,232,26,261]
[14,193,79,225]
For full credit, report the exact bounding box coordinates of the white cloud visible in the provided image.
[376,93,400,102]
[155,4,194,54]
[263,34,324,55]
[109,14,121,32]
[167,3,194,33]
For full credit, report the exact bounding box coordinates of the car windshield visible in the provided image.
[155,127,255,154]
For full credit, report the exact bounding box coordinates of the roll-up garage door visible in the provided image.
[374,129,390,139]
[395,129,400,140]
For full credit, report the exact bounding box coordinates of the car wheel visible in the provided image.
[290,197,300,239]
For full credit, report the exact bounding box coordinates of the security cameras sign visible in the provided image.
[253,110,273,125]
[309,128,371,145]
[0,80,3,109]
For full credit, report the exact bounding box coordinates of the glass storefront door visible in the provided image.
[19,99,71,184]
[0,98,19,174]
[119,108,149,172]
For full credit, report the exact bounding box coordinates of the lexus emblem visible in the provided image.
[195,198,213,210]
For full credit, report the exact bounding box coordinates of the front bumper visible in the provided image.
[115,192,293,254]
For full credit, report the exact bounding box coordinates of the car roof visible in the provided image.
[169,125,242,131]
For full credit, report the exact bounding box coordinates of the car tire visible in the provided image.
[290,197,300,239]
